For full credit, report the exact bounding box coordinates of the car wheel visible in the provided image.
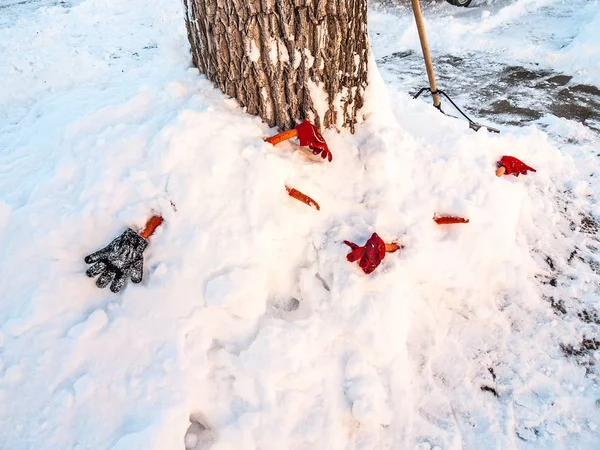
[445,0,472,6]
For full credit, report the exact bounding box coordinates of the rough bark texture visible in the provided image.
[183,0,369,132]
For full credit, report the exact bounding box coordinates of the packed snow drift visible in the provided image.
[1,0,599,449]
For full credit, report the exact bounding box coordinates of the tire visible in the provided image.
[445,0,472,6]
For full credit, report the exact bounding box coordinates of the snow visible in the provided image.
[1,0,600,449]
[278,40,290,63]
[307,79,329,126]
[549,1,600,85]
[247,39,260,63]
[372,0,600,85]
[303,48,315,68]
[267,38,278,65]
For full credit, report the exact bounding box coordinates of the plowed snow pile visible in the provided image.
[1,0,599,448]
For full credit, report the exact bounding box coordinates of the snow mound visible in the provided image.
[1,0,600,449]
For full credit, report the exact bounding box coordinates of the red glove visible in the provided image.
[343,233,387,274]
[295,120,332,162]
[497,155,536,176]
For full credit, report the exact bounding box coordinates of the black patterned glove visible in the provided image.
[85,228,148,293]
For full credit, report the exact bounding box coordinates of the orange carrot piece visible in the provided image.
[285,186,320,210]
[433,215,469,225]
[139,215,164,239]
[384,243,401,253]
[264,129,299,146]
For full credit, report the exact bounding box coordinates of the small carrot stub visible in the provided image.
[140,215,164,239]
[433,215,470,225]
[384,243,401,253]
[285,186,320,210]
[264,129,299,146]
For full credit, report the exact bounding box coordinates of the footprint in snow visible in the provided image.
[344,353,391,429]
[184,415,215,449]
[66,309,108,339]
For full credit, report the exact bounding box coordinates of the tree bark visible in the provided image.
[183,0,369,132]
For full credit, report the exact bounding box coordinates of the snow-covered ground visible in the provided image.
[1,0,599,449]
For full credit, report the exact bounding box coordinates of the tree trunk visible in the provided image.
[183,0,369,132]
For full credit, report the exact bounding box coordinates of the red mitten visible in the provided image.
[343,233,387,274]
[497,155,536,176]
[295,120,332,162]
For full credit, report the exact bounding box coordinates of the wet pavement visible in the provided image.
[377,49,600,134]
[372,0,600,140]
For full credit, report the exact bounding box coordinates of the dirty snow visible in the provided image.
[1,0,600,449]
